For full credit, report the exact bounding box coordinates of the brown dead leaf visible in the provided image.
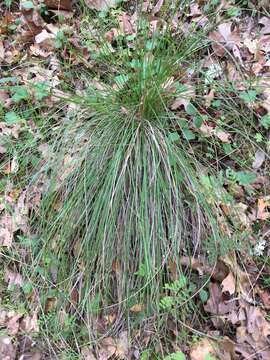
[209,22,241,57]
[188,3,202,17]
[118,14,134,35]
[190,338,218,360]
[44,0,72,10]
[152,0,164,15]
[259,17,270,34]
[6,311,22,336]
[85,0,117,11]
[0,335,16,360]
[221,272,235,295]
[98,337,116,360]
[259,290,270,309]
[5,269,24,288]
[130,304,145,312]
[257,197,270,220]
[81,347,97,360]
[20,312,39,333]
[171,84,195,110]
[214,129,230,142]
[115,331,129,358]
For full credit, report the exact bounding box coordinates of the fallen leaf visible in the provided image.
[0,335,16,360]
[118,14,134,35]
[252,150,265,169]
[190,338,218,360]
[214,129,230,142]
[85,0,117,11]
[171,84,195,110]
[81,347,97,360]
[130,304,145,312]
[221,272,236,295]
[259,17,270,34]
[115,331,129,358]
[188,3,202,17]
[35,29,55,44]
[44,0,72,10]
[98,337,116,360]
[20,312,39,333]
[5,269,24,288]
[257,197,270,220]
[152,0,164,15]
[209,22,241,57]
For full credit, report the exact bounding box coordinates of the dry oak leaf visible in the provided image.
[209,22,241,57]
[221,271,235,295]
[190,338,218,360]
[171,84,195,110]
[85,0,117,11]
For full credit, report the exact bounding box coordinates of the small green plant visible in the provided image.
[164,351,186,360]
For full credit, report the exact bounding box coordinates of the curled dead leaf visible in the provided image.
[221,272,236,295]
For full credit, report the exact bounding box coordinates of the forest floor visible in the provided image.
[1,0,270,359]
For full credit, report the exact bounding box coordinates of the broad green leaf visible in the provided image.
[21,1,34,9]
[239,90,257,103]
[261,115,270,129]
[164,351,186,360]
[168,132,180,142]
[193,115,203,128]
[12,86,30,102]
[34,81,50,100]
[186,103,197,116]
[4,111,21,123]
[182,128,195,140]
[199,289,209,303]
[235,171,256,185]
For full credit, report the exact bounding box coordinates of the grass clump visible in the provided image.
[23,7,249,353]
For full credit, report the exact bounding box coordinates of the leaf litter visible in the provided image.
[1,0,270,358]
